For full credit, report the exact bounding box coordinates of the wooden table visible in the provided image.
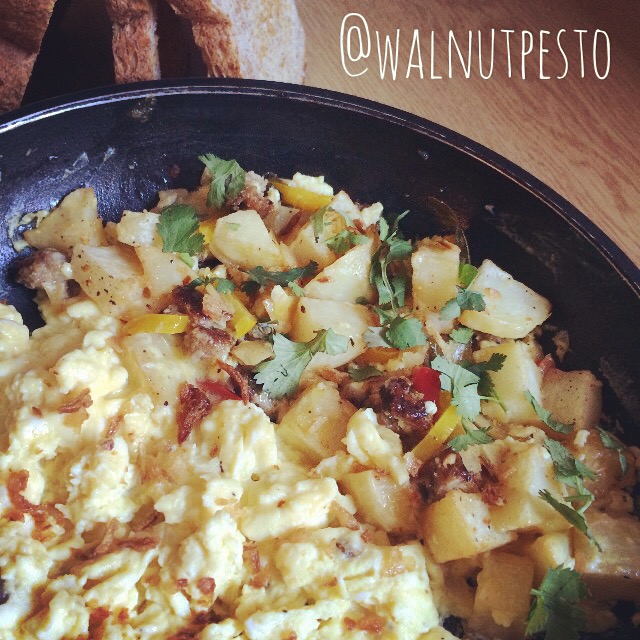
[298,0,640,268]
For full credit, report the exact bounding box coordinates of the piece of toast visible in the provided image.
[168,0,305,83]
[105,0,161,83]
[0,0,57,112]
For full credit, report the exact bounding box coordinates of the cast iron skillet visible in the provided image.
[0,79,639,635]
[1,79,639,436]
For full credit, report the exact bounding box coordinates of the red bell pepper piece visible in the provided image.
[411,366,441,404]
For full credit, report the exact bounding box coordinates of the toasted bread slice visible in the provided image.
[168,0,305,83]
[105,0,161,83]
[0,0,57,112]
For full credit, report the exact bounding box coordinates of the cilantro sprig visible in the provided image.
[431,354,505,421]
[254,329,348,398]
[325,230,369,254]
[449,424,494,452]
[525,391,573,434]
[157,204,205,256]
[199,154,246,208]
[188,276,235,293]
[540,438,600,549]
[526,565,589,640]
[348,364,383,381]
[242,262,318,294]
[597,426,628,475]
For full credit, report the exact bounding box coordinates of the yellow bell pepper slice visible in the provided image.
[411,405,463,463]
[123,314,190,335]
[273,181,333,212]
[198,219,216,246]
[222,294,257,339]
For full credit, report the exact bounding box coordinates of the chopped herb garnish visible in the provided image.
[157,204,205,256]
[188,276,235,293]
[325,230,369,254]
[543,438,596,492]
[458,263,478,288]
[539,490,601,550]
[431,355,482,421]
[348,364,384,381]
[526,565,589,640]
[440,287,486,321]
[596,427,628,475]
[244,262,317,288]
[450,326,474,344]
[384,316,427,349]
[288,282,306,297]
[463,353,507,400]
[449,424,494,452]
[254,329,348,398]
[199,154,246,208]
[525,391,573,434]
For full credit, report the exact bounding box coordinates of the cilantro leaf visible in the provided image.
[348,364,383,381]
[458,263,478,288]
[311,205,330,241]
[596,427,628,475]
[440,287,486,321]
[543,438,596,490]
[157,204,205,255]
[254,329,348,398]
[244,262,317,288]
[526,565,589,640]
[450,326,474,344]
[188,276,235,293]
[199,154,246,208]
[449,423,494,452]
[525,391,573,434]
[364,326,391,348]
[431,355,482,421]
[288,282,306,297]
[325,230,369,254]
[385,316,427,349]
[463,353,507,399]
[539,490,601,550]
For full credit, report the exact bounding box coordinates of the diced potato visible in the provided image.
[525,531,574,584]
[231,340,273,367]
[304,240,375,303]
[262,285,296,333]
[542,369,602,429]
[24,187,105,254]
[116,210,159,247]
[342,470,416,534]
[470,552,534,634]
[491,443,571,534]
[154,184,210,215]
[422,490,514,563]
[474,341,542,424]
[286,219,338,269]
[135,245,193,298]
[209,210,287,270]
[460,259,551,339]
[573,511,640,603]
[70,244,147,319]
[277,381,356,464]
[411,237,460,319]
[290,297,374,369]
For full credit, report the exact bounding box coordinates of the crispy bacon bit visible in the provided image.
[93,519,119,557]
[31,406,42,417]
[6,470,67,531]
[176,578,188,589]
[58,389,93,414]
[344,613,386,634]
[166,286,204,316]
[117,608,129,624]
[99,439,115,451]
[196,577,216,596]
[88,607,110,640]
[168,609,223,640]
[16,248,73,303]
[283,634,298,640]
[130,507,163,532]
[216,360,251,403]
[243,542,269,588]
[105,415,123,439]
[202,287,233,324]
[116,536,159,552]
[177,384,212,444]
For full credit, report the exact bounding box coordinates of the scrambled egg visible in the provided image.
[0,297,441,639]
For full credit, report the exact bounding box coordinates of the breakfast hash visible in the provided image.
[1,155,639,640]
